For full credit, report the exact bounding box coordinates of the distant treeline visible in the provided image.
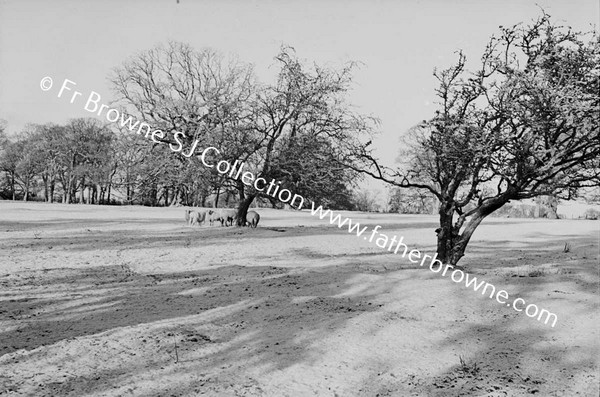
[0,117,363,209]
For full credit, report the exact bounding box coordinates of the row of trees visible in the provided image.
[0,116,367,209]
[0,119,114,204]
[0,121,445,215]
[1,46,377,210]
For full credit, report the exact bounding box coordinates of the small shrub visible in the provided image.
[563,242,571,253]
[458,355,480,376]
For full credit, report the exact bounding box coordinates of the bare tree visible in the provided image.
[49,119,114,204]
[354,189,380,212]
[111,42,256,205]
[350,12,600,266]
[0,138,21,200]
[388,186,435,214]
[111,43,376,219]
[233,46,377,223]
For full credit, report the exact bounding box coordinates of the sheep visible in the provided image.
[194,210,207,226]
[208,209,237,227]
[185,209,206,226]
[246,211,260,228]
[207,210,217,226]
[221,209,238,226]
[207,209,220,226]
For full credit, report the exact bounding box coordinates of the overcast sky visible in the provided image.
[1,0,597,169]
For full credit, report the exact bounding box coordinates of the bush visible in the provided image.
[584,208,599,220]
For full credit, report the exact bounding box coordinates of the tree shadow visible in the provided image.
[0,262,399,396]
[364,232,599,396]
[0,221,440,254]
[1,212,597,395]
[410,283,596,395]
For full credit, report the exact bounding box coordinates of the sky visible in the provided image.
[0,0,598,179]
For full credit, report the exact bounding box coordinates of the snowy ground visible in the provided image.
[0,201,598,396]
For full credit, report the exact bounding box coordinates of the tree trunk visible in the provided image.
[214,188,220,208]
[61,178,69,203]
[79,177,85,204]
[446,215,484,266]
[236,193,257,226]
[168,187,176,206]
[42,175,49,202]
[49,181,55,203]
[435,201,455,264]
[11,173,16,200]
[267,196,279,208]
[23,177,30,202]
[437,196,510,266]
[107,169,115,205]
[547,196,559,219]
[152,184,158,206]
[237,180,246,201]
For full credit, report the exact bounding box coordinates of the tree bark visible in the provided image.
[79,177,85,204]
[11,173,16,201]
[237,180,245,201]
[42,175,49,202]
[214,188,220,208]
[236,193,257,226]
[435,201,455,264]
[153,184,158,206]
[49,181,55,203]
[269,196,279,208]
[437,196,510,266]
[446,215,484,266]
[23,177,29,202]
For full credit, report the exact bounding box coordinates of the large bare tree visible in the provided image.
[111,43,376,221]
[111,41,257,206]
[351,12,600,266]
[233,46,377,223]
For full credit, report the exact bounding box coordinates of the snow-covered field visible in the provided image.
[0,201,598,396]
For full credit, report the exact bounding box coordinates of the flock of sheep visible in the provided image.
[184,208,260,228]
